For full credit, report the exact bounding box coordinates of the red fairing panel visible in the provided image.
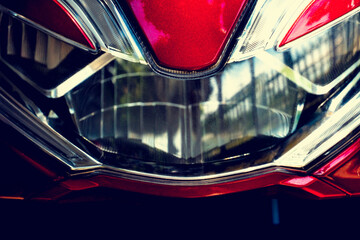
[280,0,360,47]
[315,138,360,196]
[126,0,248,70]
[0,0,95,49]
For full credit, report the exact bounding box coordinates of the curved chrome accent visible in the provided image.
[229,0,311,63]
[275,71,360,168]
[1,52,115,98]
[256,51,360,95]
[229,1,360,63]
[102,0,146,63]
[0,86,102,170]
[63,0,145,64]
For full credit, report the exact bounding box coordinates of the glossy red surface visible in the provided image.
[327,154,360,195]
[32,171,345,200]
[281,176,316,187]
[52,0,95,50]
[279,0,360,47]
[126,0,248,70]
[314,138,360,176]
[0,0,95,49]
[315,138,360,196]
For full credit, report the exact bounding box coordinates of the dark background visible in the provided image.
[1,191,359,238]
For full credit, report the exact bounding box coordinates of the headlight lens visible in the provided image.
[0,0,360,199]
[66,56,300,176]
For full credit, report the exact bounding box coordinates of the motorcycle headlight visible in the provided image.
[1,0,360,200]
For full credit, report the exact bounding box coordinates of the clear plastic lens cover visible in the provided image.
[66,57,301,175]
[65,0,145,62]
[0,12,108,98]
[0,3,359,179]
[61,12,360,176]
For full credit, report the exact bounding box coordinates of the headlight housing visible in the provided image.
[0,0,360,200]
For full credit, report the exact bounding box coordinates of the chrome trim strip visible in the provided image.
[71,167,298,186]
[256,51,360,95]
[228,0,267,63]
[275,71,360,168]
[103,0,146,64]
[229,0,311,63]
[49,53,115,98]
[61,0,107,49]
[0,52,115,98]
[0,87,102,170]
[265,0,313,50]
[64,0,146,64]
[229,1,360,62]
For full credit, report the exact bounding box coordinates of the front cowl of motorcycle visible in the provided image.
[1,0,360,201]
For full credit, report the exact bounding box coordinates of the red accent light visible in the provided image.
[314,138,360,196]
[0,0,95,50]
[314,138,360,176]
[327,155,360,195]
[281,176,316,187]
[52,0,95,50]
[279,0,360,47]
[126,0,248,70]
[33,171,345,200]
[281,176,345,198]
[88,173,291,198]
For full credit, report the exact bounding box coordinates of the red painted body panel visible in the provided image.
[126,0,248,70]
[280,0,360,47]
[0,0,95,49]
[315,138,360,196]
